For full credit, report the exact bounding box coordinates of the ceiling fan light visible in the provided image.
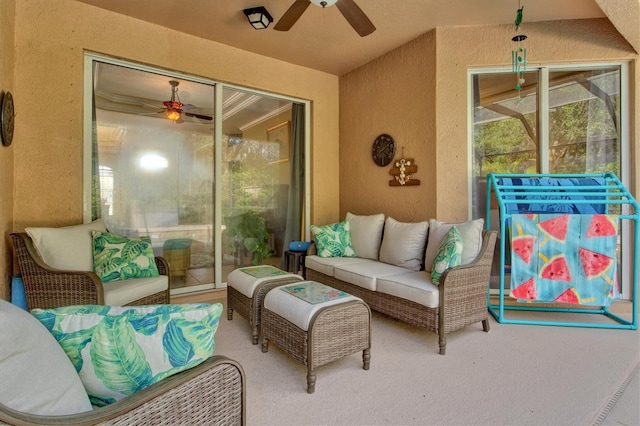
[243,7,273,29]
[166,108,181,122]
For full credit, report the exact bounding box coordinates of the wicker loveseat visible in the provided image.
[10,220,170,309]
[306,213,498,355]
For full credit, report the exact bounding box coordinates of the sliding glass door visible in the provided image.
[85,55,308,295]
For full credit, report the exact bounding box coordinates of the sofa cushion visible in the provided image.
[92,231,160,282]
[0,299,93,416]
[102,275,169,305]
[425,218,484,272]
[310,220,356,258]
[377,271,440,309]
[31,303,223,407]
[379,217,429,271]
[305,255,374,277]
[431,226,463,286]
[334,261,414,291]
[25,219,107,271]
[346,212,385,260]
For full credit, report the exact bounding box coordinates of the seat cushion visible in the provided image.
[346,212,385,260]
[377,271,440,309]
[0,300,92,416]
[425,218,484,272]
[31,303,223,407]
[334,261,414,291]
[102,275,168,305]
[305,255,374,277]
[379,217,429,271]
[25,219,107,271]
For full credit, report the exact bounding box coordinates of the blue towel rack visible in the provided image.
[485,172,638,329]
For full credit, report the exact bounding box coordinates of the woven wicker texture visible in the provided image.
[0,355,246,426]
[10,233,170,309]
[261,299,371,393]
[306,230,497,355]
[227,275,304,344]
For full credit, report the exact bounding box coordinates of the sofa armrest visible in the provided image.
[0,355,246,426]
[438,230,498,333]
[306,241,317,256]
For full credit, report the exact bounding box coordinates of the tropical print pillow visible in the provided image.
[431,226,463,286]
[31,303,223,407]
[310,220,356,258]
[92,231,159,282]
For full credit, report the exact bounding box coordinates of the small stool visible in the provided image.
[284,249,307,278]
[227,265,304,344]
[163,238,192,280]
[261,281,371,393]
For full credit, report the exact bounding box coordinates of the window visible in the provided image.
[470,63,631,298]
[84,55,309,295]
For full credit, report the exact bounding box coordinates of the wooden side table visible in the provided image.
[283,250,306,278]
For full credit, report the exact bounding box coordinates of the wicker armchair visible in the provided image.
[0,355,246,426]
[11,233,170,309]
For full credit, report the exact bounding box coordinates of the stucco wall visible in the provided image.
[340,18,638,226]
[10,2,339,226]
[339,31,437,223]
[0,0,16,301]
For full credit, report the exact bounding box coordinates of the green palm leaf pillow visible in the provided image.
[431,226,463,286]
[92,231,160,282]
[310,220,356,258]
[31,303,223,406]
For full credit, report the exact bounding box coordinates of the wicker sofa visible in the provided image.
[10,220,170,309]
[305,213,498,355]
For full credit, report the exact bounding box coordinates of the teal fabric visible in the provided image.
[310,220,356,258]
[431,226,463,286]
[31,303,223,407]
[92,231,160,282]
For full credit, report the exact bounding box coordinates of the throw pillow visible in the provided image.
[0,300,92,416]
[310,220,356,258]
[378,217,429,271]
[31,303,223,407]
[25,219,107,271]
[431,226,463,286]
[424,218,484,272]
[345,212,385,260]
[92,231,160,282]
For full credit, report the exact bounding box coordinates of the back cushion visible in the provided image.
[26,219,107,271]
[0,300,92,416]
[379,217,429,271]
[424,218,484,272]
[346,212,385,260]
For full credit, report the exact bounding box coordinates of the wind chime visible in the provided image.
[511,2,527,92]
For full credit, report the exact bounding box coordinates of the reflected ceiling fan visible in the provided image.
[157,80,213,123]
[274,0,375,37]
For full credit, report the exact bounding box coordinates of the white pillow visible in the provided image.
[425,218,484,272]
[346,212,385,260]
[26,219,107,271]
[379,217,429,271]
[0,300,92,416]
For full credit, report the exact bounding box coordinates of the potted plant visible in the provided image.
[226,210,273,265]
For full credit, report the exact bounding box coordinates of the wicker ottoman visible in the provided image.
[227,265,304,344]
[261,281,371,393]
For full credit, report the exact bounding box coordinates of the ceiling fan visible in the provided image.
[158,80,213,123]
[274,0,375,37]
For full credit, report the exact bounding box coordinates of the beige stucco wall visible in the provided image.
[340,18,638,225]
[0,0,15,301]
[339,31,437,223]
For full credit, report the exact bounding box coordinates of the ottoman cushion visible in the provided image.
[228,265,303,298]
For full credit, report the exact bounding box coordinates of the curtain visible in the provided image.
[281,103,305,267]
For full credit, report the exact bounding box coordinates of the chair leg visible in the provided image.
[438,334,446,355]
[227,308,233,320]
[482,319,490,332]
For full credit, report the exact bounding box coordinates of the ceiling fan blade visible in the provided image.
[274,0,310,31]
[335,0,376,37]
[185,112,213,121]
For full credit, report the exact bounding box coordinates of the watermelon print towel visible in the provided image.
[510,214,619,306]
